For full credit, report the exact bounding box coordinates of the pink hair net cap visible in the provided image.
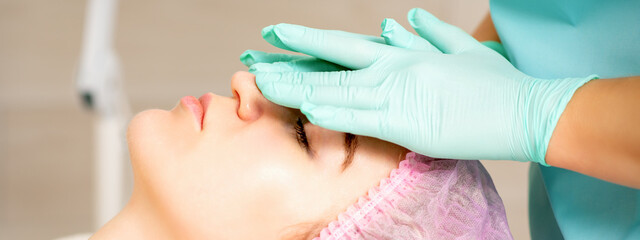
[315,152,513,240]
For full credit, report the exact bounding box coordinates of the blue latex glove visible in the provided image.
[251,8,596,164]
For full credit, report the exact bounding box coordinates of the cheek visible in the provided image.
[209,124,310,193]
[159,126,320,235]
[231,126,345,221]
[306,125,346,171]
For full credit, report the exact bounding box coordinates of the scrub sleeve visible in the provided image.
[490,0,640,239]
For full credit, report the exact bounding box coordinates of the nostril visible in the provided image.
[232,90,241,119]
[231,71,265,121]
[237,99,262,121]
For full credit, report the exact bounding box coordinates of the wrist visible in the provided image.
[520,74,599,165]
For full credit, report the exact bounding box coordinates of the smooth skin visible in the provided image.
[246,9,640,189]
[546,77,640,189]
[90,72,407,240]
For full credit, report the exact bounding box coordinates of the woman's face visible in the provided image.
[126,71,407,239]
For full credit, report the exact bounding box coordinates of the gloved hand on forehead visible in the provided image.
[240,18,508,72]
[240,20,431,73]
[247,8,595,164]
[240,30,382,72]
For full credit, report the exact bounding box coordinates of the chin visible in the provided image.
[126,109,175,170]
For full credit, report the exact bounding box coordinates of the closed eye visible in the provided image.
[292,113,358,169]
[294,116,313,156]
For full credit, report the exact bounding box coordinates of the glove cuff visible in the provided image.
[522,74,599,165]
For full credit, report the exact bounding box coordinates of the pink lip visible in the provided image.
[180,96,204,130]
[198,93,212,118]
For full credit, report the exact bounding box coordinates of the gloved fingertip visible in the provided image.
[301,102,335,125]
[407,8,420,28]
[261,25,274,38]
[408,8,439,28]
[262,25,287,50]
[300,102,317,115]
[380,18,390,30]
[239,50,256,66]
[247,65,258,74]
[273,23,306,42]
[380,18,398,39]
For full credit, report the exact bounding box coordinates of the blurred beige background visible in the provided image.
[0,0,530,239]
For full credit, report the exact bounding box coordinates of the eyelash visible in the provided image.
[294,116,311,154]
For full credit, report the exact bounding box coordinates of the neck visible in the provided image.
[90,193,173,240]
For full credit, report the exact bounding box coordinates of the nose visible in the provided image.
[230,71,268,121]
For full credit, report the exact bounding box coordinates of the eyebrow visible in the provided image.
[341,133,358,171]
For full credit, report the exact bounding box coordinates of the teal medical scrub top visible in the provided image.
[490,0,640,239]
